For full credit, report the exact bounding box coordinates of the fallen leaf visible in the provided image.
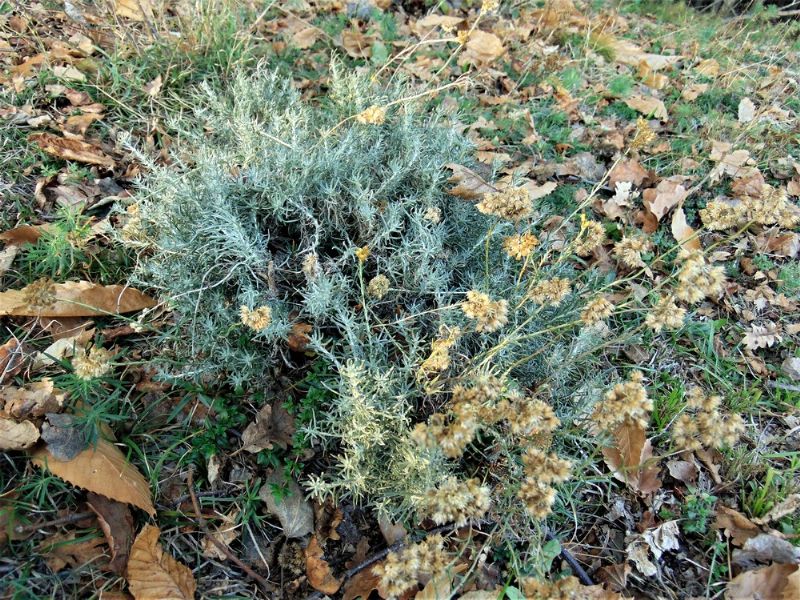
[411,15,464,37]
[127,525,196,600]
[28,133,115,168]
[31,438,156,516]
[625,94,668,121]
[201,510,239,560]
[53,65,86,83]
[446,163,497,200]
[144,75,162,98]
[0,379,66,419]
[666,459,698,484]
[522,180,558,200]
[459,30,505,66]
[0,279,156,317]
[65,113,103,135]
[305,535,342,594]
[738,97,756,123]
[0,246,17,277]
[115,0,155,22]
[671,206,702,250]
[608,159,649,188]
[259,473,313,538]
[342,567,381,600]
[733,533,800,568]
[378,515,407,545]
[40,531,107,572]
[87,492,135,575]
[0,224,51,245]
[0,338,27,384]
[241,401,295,453]
[607,37,681,71]
[725,563,798,600]
[742,322,782,350]
[682,82,709,101]
[602,421,662,495]
[417,571,454,600]
[0,418,39,450]
[695,58,720,77]
[715,506,759,547]
[341,29,374,58]
[642,520,681,560]
[292,27,320,49]
[643,177,689,221]
[287,322,312,352]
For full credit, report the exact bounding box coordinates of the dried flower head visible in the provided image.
[367,274,390,299]
[240,305,272,331]
[581,296,615,325]
[480,0,500,13]
[476,188,532,222]
[418,477,491,526]
[645,295,686,332]
[373,535,449,599]
[528,278,571,306]
[356,105,386,125]
[507,397,560,437]
[672,387,745,451]
[700,199,747,231]
[574,216,606,256]
[22,278,57,310]
[423,206,442,223]
[630,116,656,150]
[517,478,557,519]
[503,232,539,260]
[457,29,471,45]
[461,290,509,333]
[355,245,371,263]
[591,371,651,432]
[72,346,114,380]
[418,327,461,378]
[522,576,582,599]
[614,236,651,269]
[522,447,572,484]
[675,251,725,304]
[302,253,320,281]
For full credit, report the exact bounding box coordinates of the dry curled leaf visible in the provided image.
[87,492,135,576]
[671,206,702,251]
[305,535,342,594]
[241,401,295,453]
[0,280,156,317]
[258,473,313,538]
[742,322,782,351]
[31,438,156,516]
[459,30,505,66]
[0,378,66,419]
[725,563,798,600]
[643,177,688,221]
[28,133,115,168]
[115,0,155,22]
[624,94,668,121]
[342,567,381,600]
[127,525,196,600]
[602,421,662,495]
[715,506,759,547]
[445,163,497,200]
[0,418,39,450]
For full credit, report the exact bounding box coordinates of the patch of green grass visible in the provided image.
[681,491,717,535]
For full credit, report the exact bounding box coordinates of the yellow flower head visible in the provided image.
[355,245,371,263]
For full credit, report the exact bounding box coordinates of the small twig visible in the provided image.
[544,529,594,586]
[768,381,800,393]
[186,470,271,593]
[14,510,95,534]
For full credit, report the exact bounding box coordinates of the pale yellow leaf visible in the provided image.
[0,418,39,450]
[671,207,702,251]
[127,525,196,600]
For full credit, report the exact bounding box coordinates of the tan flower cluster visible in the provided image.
[120,202,145,243]
[527,278,571,306]
[412,378,503,458]
[645,295,686,332]
[461,290,509,333]
[22,278,57,310]
[239,305,272,331]
[302,253,320,281]
[574,219,606,256]
[423,206,442,223]
[672,388,745,451]
[503,232,539,260]
[522,576,583,599]
[355,105,386,125]
[581,296,615,325]
[507,397,560,437]
[373,535,449,599]
[73,347,114,380]
[480,0,499,13]
[367,274,390,299]
[701,186,799,230]
[476,188,532,222]
[630,116,656,150]
[418,327,461,378]
[614,236,651,269]
[418,476,491,526]
[700,199,747,231]
[355,245,371,263]
[517,446,572,520]
[591,371,651,432]
[675,251,725,304]
[517,478,557,519]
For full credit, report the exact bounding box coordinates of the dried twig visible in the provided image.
[186,469,272,593]
[14,510,95,534]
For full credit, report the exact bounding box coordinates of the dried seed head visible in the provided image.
[645,295,686,332]
[476,188,532,222]
[73,346,114,380]
[461,290,509,333]
[503,232,539,260]
[239,305,272,331]
[356,105,386,125]
[367,274,390,299]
